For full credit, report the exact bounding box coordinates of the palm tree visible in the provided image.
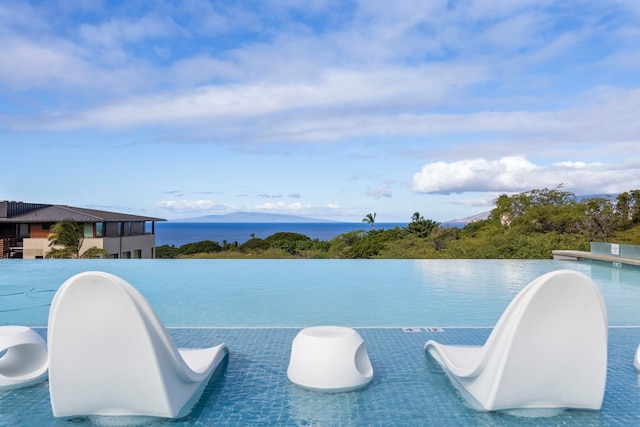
[46,220,107,259]
[362,212,376,230]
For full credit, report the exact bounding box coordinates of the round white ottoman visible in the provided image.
[0,326,49,391]
[287,326,373,392]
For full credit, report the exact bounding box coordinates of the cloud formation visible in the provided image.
[412,156,640,195]
[156,199,235,213]
[2,1,639,221]
[366,188,393,199]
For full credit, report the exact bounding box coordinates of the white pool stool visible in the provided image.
[0,325,49,391]
[287,326,373,392]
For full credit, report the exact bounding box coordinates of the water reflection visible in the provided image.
[2,259,640,327]
[287,384,366,426]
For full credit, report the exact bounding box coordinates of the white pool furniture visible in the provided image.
[634,344,640,372]
[425,269,608,412]
[0,325,48,391]
[287,326,373,391]
[48,271,229,419]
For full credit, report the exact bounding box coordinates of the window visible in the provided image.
[108,253,118,259]
[122,251,131,259]
[18,224,29,238]
[42,223,51,231]
[83,223,93,238]
[133,222,143,235]
[95,222,104,237]
[133,250,142,259]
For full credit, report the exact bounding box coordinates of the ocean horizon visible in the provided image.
[154,221,466,247]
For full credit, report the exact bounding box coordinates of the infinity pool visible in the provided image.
[1,259,640,425]
[3,259,640,327]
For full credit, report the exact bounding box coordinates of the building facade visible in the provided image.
[0,201,165,259]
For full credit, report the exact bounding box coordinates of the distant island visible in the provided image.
[173,212,342,223]
[172,211,490,224]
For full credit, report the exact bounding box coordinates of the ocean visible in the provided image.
[154,222,408,247]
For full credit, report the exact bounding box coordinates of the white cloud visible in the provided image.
[412,156,640,195]
[79,15,176,48]
[366,188,392,199]
[154,198,359,219]
[156,199,235,213]
[252,202,312,213]
[246,201,364,219]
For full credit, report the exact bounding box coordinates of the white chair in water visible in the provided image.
[287,326,373,392]
[48,271,229,419]
[0,326,48,391]
[425,269,608,412]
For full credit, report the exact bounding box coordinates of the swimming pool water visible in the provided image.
[2,259,640,327]
[1,259,640,425]
[2,326,640,426]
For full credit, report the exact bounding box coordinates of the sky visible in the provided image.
[2,0,640,223]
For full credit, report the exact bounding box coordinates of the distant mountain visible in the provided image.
[449,211,491,223]
[172,212,341,223]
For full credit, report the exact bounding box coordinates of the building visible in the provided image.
[0,201,165,259]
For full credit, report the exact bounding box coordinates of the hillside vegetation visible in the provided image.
[156,187,640,259]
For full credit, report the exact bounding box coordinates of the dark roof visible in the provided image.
[0,205,165,223]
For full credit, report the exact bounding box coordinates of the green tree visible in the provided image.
[156,245,180,259]
[579,197,617,242]
[362,212,376,229]
[616,192,632,229]
[630,190,640,224]
[343,228,404,258]
[179,240,222,255]
[406,212,438,238]
[430,226,458,250]
[490,186,581,234]
[46,220,108,259]
[264,232,312,255]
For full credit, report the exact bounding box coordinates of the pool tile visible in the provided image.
[1,327,639,426]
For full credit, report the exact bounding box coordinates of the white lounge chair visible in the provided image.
[634,344,640,372]
[425,269,607,412]
[0,326,48,391]
[48,271,228,419]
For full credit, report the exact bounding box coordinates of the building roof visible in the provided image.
[0,204,165,223]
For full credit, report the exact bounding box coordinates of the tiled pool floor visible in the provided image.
[2,327,640,426]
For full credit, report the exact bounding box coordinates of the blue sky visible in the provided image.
[2,1,639,223]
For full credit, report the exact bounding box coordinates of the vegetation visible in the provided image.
[155,187,640,259]
[362,212,376,230]
[46,220,108,259]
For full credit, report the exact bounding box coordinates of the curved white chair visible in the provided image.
[0,326,48,391]
[48,271,228,419]
[425,270,607,412]
[634,344,640,372]
[287,326,373,392]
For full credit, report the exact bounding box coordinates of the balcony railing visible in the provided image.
[1,237,23,258]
